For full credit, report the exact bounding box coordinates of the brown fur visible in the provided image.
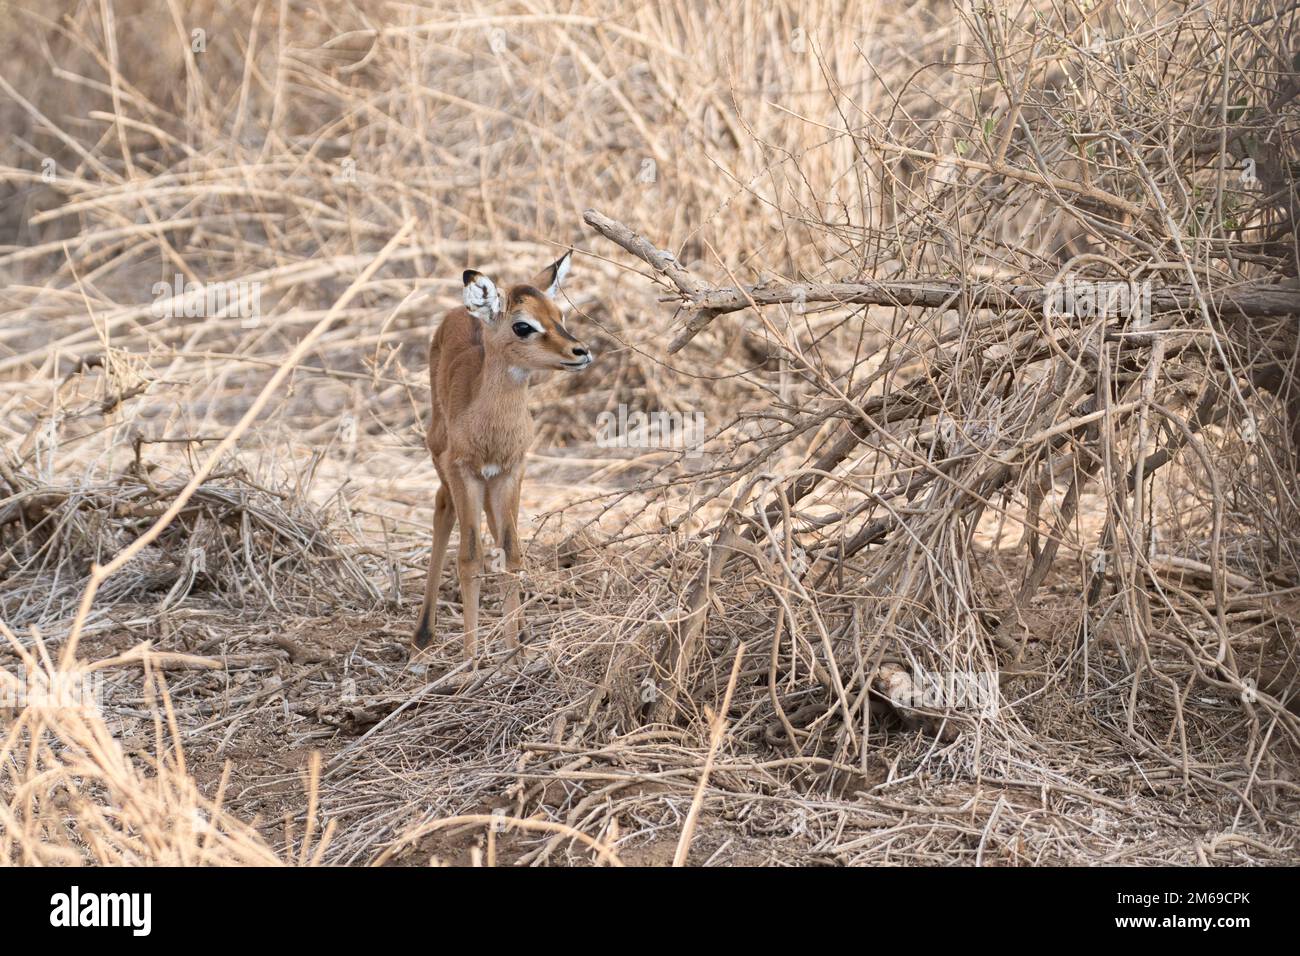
[413,256,591,657]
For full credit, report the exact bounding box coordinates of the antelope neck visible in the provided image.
[479,349,531,393]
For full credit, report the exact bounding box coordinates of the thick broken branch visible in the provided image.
[582,208,712,300]
[582,209,1300,353]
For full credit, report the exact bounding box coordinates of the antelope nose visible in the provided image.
[571,346,589,358]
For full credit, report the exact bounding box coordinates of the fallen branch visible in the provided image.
[582,209,1300,353]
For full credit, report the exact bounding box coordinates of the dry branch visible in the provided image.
[583,210,1300,352]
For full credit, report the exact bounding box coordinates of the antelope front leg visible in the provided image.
[448,468,487,661]
[413,484,454,650]
[486,470,525,649]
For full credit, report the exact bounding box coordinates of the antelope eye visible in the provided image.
[512,321,536,338]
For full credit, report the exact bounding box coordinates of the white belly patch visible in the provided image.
[481,464,502,479]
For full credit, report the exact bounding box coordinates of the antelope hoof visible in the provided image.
[412,617,433,650]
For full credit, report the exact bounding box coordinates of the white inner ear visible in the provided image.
[545,253,571,299]
[464,275,500,322]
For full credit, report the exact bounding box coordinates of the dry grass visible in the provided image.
[1,0,1298,866]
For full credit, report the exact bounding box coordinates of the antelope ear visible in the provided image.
[463,270,501,322]
[530,250,572,299]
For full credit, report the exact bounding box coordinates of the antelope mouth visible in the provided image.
[561,357,593,370]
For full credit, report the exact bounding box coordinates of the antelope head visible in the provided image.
[462,251,593,377]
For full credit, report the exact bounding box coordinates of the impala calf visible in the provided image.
[413,251,593,658]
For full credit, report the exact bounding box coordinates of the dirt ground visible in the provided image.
[40,480,1295,867]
